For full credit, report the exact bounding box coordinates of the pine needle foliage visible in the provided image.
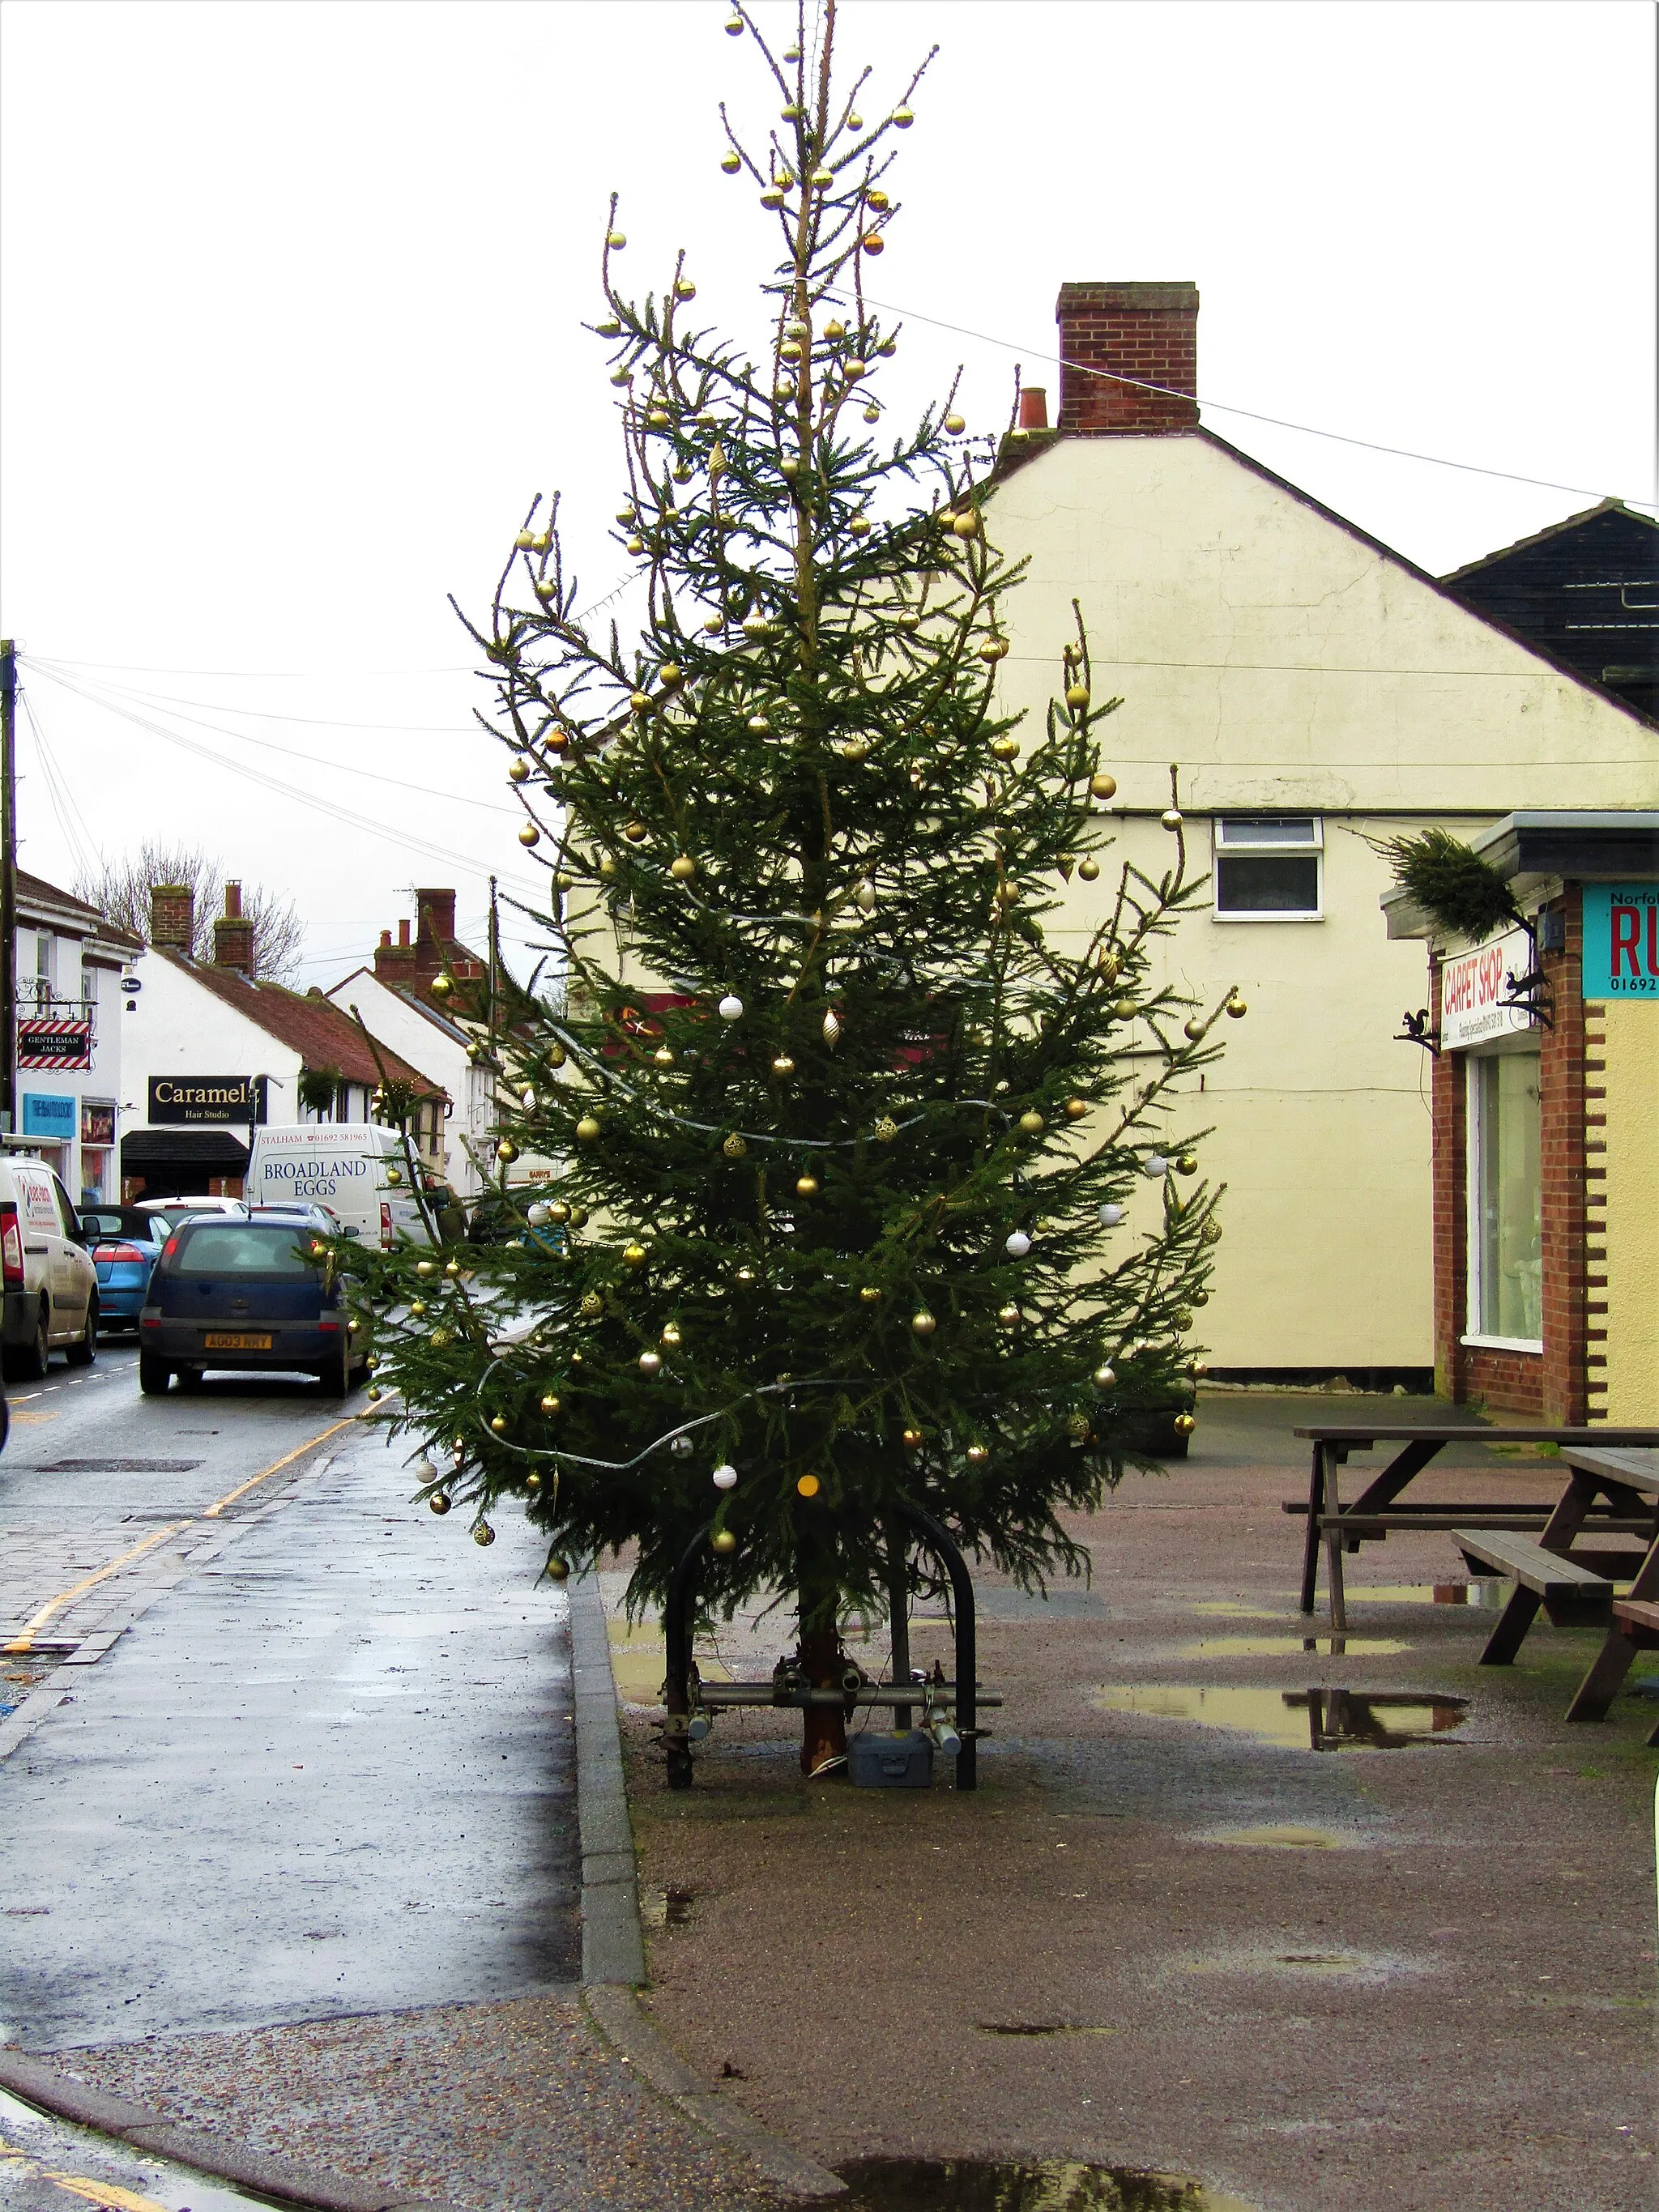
[1384,827,1521,944]
[349,0,1239,1710]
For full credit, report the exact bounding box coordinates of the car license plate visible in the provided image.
[203,1332,273,1350]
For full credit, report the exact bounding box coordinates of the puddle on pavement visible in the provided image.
[1200,1825,1351,1849]
[605,1617,730,1707]
[1090,1683,1469,1750]
[1348,1580,1509,1609]
[1188,1601,1286,1620]
[976,2021,1116,2038]
[1169,1634,1410,1658]
[640,1883,695,1928]
[833,2159,1257,2211]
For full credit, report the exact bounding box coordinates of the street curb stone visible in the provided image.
[570,1569,647,1987]
[568,1579,846,2201]
[0,2048,456,2212]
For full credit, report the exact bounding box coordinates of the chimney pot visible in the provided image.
[399,918,411,948]
[1017,386,1049,432]
[1055,281,1199,434]
[380,928,393,948]
[224,880,242,920]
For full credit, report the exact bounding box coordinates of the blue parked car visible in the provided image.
[79,1206,170,1332]
[139,1217,365,1397]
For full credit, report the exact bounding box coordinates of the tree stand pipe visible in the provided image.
[894,1498,978,1792]
[886,1521,911,1734]
[663,1520,712,1791]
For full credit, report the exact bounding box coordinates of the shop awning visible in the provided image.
[120,1128,250,1172]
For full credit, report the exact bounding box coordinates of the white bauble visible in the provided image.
[1098,1203,1124,1228]
[712,1464,738,1490]
[1142,1154,1170,1178]
[718,994,744,1021]
[1004,1230,1032,1259]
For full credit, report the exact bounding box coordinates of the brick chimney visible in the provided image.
[415,889,457,947]
[1056,282,1199,434]
[151,883,195,953]
[213,880,254,975]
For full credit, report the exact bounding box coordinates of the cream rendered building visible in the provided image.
[983,282,1657,1378]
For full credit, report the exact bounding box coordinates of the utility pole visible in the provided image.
[0,640,16,1136]
[487,874,500,1055]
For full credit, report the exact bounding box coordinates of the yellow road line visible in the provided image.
[2,1417,352,1653]
[201,1415,354,1517]
[44,2176,173,2212]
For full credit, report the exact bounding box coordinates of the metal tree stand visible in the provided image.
[660,1498,999,1792]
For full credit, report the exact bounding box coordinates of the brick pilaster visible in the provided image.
[1538,889,1589,1423]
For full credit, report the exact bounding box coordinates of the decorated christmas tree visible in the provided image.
[355,0,1240,1780]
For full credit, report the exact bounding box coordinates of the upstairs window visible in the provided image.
[1213,816,1323,918]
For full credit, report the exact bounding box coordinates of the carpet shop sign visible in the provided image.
[1440,926,1534,1051]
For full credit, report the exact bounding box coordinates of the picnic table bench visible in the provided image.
[1288,1425,1659,1631]
[1290,1428,1659,1724]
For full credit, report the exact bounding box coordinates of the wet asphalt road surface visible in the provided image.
[0,1347,578,2052]
[0,2086,267,2212]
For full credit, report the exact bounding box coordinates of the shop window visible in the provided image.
[1213,817,1322,918]
[1466,1051,1542,1347]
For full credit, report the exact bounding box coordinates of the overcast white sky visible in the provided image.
[2,0,1653,987]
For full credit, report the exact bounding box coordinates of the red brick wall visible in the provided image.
[1537,892,1588,1421]
[1428,893,1587,1419]
[1056,283,1199,433]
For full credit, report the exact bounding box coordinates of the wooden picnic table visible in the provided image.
[1545,1448,1659,1737]
[1288,1424,1659,1630]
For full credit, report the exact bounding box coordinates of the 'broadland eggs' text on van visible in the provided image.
[243,1126,431,1248]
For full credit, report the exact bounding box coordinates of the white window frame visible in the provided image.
[1209,816,1324,923]
[1462,1050,1543,1355]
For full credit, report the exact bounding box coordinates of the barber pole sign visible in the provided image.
[17,1016,93,1070]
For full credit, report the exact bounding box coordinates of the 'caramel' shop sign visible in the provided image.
[1441,927,1534,1051]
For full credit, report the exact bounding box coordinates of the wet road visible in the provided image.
[0,2087,267,2212]
[0,1349,578,2052]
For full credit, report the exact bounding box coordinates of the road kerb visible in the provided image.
[0,2048,458,2212]
[571,1570,646,1987]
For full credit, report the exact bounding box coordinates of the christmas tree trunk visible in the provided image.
[351,0,1241,1784]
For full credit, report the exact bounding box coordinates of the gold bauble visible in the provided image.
[1173,1413,1196,1437]
[966,1443,990,1467]
[865,189,889,211]
[673,280,695,301]
[638,1350,661,1376]
[796,1473,821,1498]
[859,1285,884,1306]
[1067,1412,1091,1440]
[1093,1364,1116,1391]
[525,1471,542,1494]
[822,1009,842,1046]
[997,1303,1022,1329]
[951,510,979,539]
[1019,1110,1045,1135]
[795,1172,820,1198]
[944,412,965,434]
[416,1259,437,1276]
[902,1426,924,1449]
[1183,1016,1205,1041]
[429,1328,450,1348]
[1161,808,1183,831]
[759,187,785,210]
[670,855,697,880]
[824,318,847,342]
[429,1491,451,1515]
[1065,684,1090,711]
[623,820,648,845]
[863,406,881,423]
[720,151,741,172]
[509,759,530,783]
[771,1053,795,1076]
[874,1115,899,1143]
[540,1393,562,1415]
[1077,856,1101,882]
[445,1258,462,1276]
[491,1414,507,1434]
[723,1132,748,1159]
[711,1530,738,1555]
[580,1292,604,1317]
[911,1311,936,1337]
[1089,772,1117,800]
[1177,1154,1199,1175]
[514,531,535,550]
[429,972,454,999]
[606,230,626,249]
[848,515,872,538]
[842,738,871,763]
[723,12,742,31]
[496,1139,518,1162]
[654,1045,676,1068]
[546,1554,571,1581]
[810,167,834,189]
[569,1205,589,1227]
[386,1166,403,1186]
[1064,1097,1088,1121]
[576,1116,602,1141]
[1226,995,1247,1019]
[661,1323,682,1347]
[658,662,683,685]
[1201,1220,1223,1245]
[990,736,1019,761]
[622,1242,649,1268]
[1191,1289,1210,1308]
[892,105,914,127]
[735,1265,757,1284]
[1113,998,1138,1021]
[548,1200,570,1221]
[625,536,645,556]
[472,1521,496,1547]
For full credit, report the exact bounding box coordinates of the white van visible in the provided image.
[0,1153,99,1376]
[242,1125,430,1249]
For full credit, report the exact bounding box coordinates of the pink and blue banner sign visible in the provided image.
[1583,884,1659,1000]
